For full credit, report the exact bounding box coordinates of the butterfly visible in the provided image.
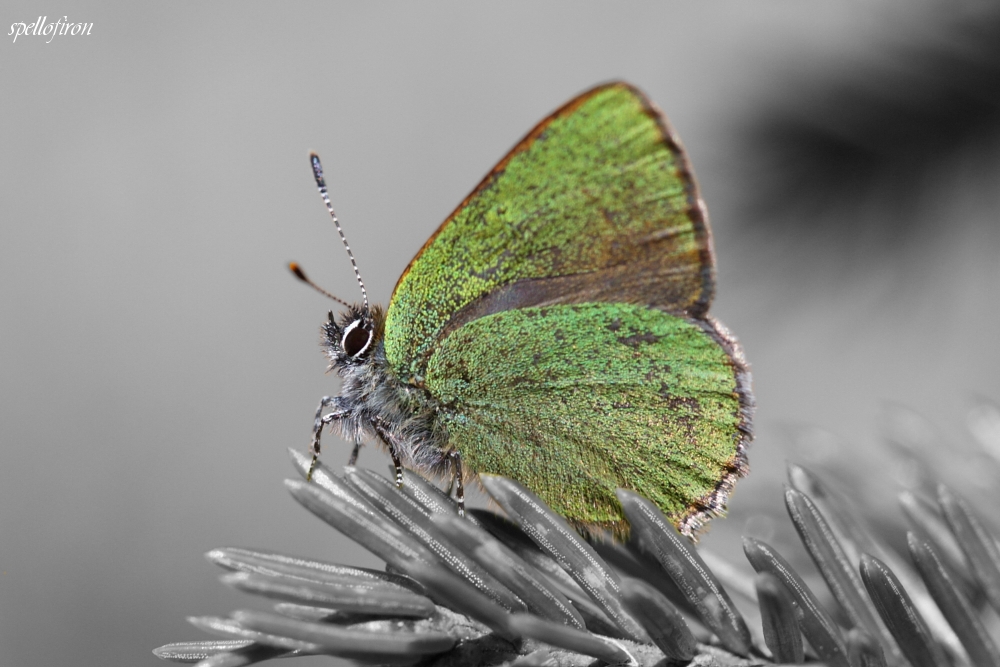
[293,82,753,537]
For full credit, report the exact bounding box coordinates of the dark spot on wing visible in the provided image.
[617,332,663,347]
[661,395,701,443]
[666,395,700,412]
[601,208,620,227]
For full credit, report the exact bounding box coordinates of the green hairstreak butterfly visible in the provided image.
[293,82,753,537]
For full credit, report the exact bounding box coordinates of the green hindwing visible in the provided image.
[423,303,749,535]
[385,82,713,382]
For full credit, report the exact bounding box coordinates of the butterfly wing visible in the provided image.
[385,82,715,382]
[383,82,752,534]
[423,302,751,536]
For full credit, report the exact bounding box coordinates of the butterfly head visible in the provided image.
[322,304,384,367]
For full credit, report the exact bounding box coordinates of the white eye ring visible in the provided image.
[341,319,373,358]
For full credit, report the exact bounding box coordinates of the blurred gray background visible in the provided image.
[3,2,999,666]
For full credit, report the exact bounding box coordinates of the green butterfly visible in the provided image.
[297,82,753,537]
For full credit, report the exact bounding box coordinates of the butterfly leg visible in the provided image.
[390,448,404,488]
[309,396,349,481]
[347,440,363,466]
[449,451,466,517]
[370,415,405,487]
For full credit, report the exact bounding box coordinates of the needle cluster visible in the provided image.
[154,441,1000,667]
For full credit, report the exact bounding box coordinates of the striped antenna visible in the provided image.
[310,153,369,311]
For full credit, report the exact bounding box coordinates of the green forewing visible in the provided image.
[385,83,712,381]
[424,303,743,529]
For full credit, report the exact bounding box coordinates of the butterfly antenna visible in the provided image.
[310,153,370,311]
[288,262,352,308]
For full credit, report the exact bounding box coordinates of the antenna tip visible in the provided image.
[288,262,308,282]
[309,153,325,188]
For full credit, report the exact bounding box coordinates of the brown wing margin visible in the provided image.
[678,315,754,539]
[389,81,716,318]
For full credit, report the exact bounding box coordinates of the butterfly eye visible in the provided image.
[341,320,373,358]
